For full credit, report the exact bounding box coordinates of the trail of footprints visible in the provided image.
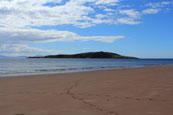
[74,93,171,102]
[65,79,172,115]
[65,79,119,115]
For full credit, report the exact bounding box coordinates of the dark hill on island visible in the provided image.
[29,51,137,59]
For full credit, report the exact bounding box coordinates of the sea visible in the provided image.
[0,58,173,77]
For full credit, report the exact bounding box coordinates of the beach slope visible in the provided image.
[0,65,173,115]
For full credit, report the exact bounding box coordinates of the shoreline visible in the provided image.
[1,64,173,78]
[0,65,173,115]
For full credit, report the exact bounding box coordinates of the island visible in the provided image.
[29,51,137,59]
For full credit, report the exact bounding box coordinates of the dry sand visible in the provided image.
[0,65,173,115]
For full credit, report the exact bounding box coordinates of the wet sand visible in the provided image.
[0,65,173,115]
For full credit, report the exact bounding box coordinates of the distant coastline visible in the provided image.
[28,51,138,59]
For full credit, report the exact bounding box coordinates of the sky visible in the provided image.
[0,0,173,58]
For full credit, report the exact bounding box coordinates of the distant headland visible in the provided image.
[28,51,138,59]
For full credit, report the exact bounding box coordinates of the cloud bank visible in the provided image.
[0,28,124,43]
[0,0,171,28]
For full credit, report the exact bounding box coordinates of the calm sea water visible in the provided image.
[0,58,173,77]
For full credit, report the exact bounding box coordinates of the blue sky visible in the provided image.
[0,0,173,58]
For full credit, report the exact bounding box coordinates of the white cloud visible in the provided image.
[116,9,141,24]
[95,0,120,5]
[0,0,171,29]
[0,0,122,28]
[162,1,173,5]
[104,8,115,12]
[146,1,173,8]
[143,8,160,14]
[0,44,61,56]
[143,1,173,14]
[79,36,124,43]
[116,18,141,25]
[0,0,93,28]
[95,14,107,19]
[146,3,162,8]
[0,28,124,43]
[119,9,140,18]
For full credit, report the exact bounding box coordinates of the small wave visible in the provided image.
[34,66,116,73]
[34,68,79,72]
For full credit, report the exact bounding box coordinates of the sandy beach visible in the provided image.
[0,65,173,115]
